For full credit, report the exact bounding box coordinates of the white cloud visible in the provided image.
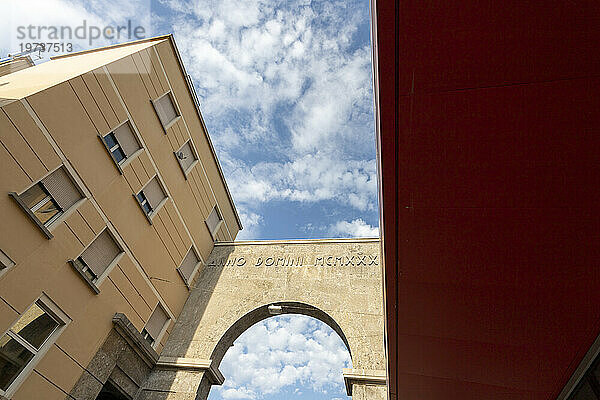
[0,0,152,56]
[225,156,377,212]
[329,219,378,238]
[210,315,351,400]
[236,209,263,240]
[165,0,377,232]
[220,387,256,400]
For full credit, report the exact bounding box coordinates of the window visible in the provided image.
[70,229,123,292]
[102,133,126,163]
[206,205,223,238]
[10,166,84,238]
[178,247,200,285]
[0,249,15,272]
[141,305,169,347]
[0,296,69,396]
[174,140,198,176]
[135,177,167,220]
[18,184,60,226]
[152,91,180,130]
[136,191,152,214]
[101,121,141,168]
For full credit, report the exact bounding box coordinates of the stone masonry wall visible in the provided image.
[139,239,385,400]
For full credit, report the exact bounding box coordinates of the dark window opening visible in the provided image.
[95,380,130,400]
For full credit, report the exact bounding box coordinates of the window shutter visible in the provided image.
[179,248,199,282]
[143,177,166,209]
[114,122,140,157]
[177,141,195,171]
[206,206,222,236]
[41,167,83,211]
[80,230,121,277]
[155,93,178,126]
[145,305,168,341]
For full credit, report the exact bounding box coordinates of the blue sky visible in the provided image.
[0,0,377,398]
[152,0,379,240]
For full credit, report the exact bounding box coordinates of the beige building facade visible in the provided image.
[0,37,385,400]
[0,36,241,399]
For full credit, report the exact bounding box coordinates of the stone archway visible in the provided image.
[139,239,386,400]
[197,301,353,399]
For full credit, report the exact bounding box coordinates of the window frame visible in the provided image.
[9,164,86,239]
[151,91,181,133]
[68,227,125,294]
[0,248,15,279]
[134,176,168,225]
[142,304,170,350]
[136,191,153,214]
[99,120,144,175]
[27,184,62,226]
[0,294,70,398]
[174,139,199,179]
[104,132,127,163]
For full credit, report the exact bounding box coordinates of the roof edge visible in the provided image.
[215,237,381,246]
[50,35,171,61]
[164,34,244,231]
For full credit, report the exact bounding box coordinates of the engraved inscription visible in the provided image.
[207,254,378,267]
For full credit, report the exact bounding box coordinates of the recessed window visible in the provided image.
[135,177,167,220]
[174,140,198,176]
[70,229,123,292]
[136,191,152,215]
[206,205,223,238]
[152,91,180,130]
[178,247,200,285]
[103,133,126,163]
[19,184,61,226]
[10,166,84,238]
[72,258,96,281]
[0,296,69,396]
[101,121,141,168]
[141,305,169,348]
[0,249,15,273]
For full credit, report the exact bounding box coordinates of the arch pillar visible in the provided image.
[138,239,385,400]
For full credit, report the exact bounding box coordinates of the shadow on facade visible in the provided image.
[69,246,234,400]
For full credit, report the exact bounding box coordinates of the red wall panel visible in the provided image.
[374,1,600,399]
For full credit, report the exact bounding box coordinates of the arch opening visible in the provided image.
[197,302,352,400]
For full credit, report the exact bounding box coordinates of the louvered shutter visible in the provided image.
[80,230,121,277]
[206,206,222,236]
[143,178,166,209]
[177,141,195,171]
[114,122,140,157]
[179,248,199,282]
[145,305,168,341]
[155,93,178,126]
[42,167,83,211]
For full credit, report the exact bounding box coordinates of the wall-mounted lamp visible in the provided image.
[268,305,283,315]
